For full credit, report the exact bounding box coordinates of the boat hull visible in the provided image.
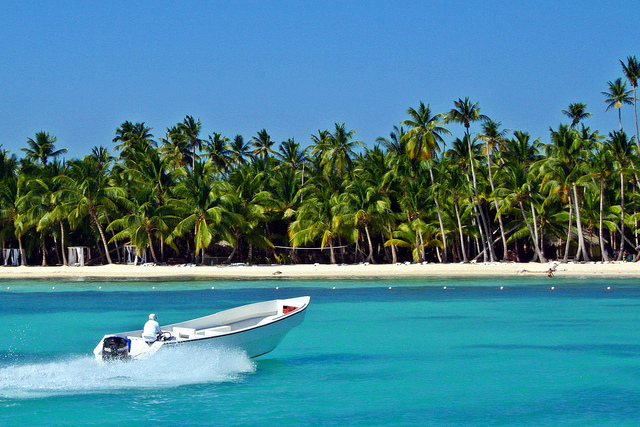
[178,307,306,358]
[93,296,309,361]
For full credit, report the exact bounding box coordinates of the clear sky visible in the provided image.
[1,1,639,159]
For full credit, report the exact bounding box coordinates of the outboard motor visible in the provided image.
[102,336,130,361]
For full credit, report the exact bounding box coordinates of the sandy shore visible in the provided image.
[1,261,640,279]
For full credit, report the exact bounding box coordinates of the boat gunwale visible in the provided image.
[156,296,310,345]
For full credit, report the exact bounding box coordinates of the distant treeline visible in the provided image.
[1,56,639,266]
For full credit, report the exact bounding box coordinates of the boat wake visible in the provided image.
[0,346,255,399]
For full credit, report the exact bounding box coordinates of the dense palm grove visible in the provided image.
[2,56,640,266]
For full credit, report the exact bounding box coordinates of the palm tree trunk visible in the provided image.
[328,239,336,264]
[60,220,68,266]
[147,230,159,264]
[53,236,61,265]
[41,236,47,266]
[618,108,623,131]
[564,196,573,262]
[634,86,639,152]
[618,172,626,260]
[518,200,546,262]
[454,198,468,262]
[428,163,448,262]
[572,185,590,261]
[486,151,508,260]
[387,225,397,264]
[414,229,422,262]
[470,198,488,262]
[91,210,113,264]
[530,201,544,262]
[598,180,609,261]
[104,213,121,263]
[467,142,495,261]
[467,144,488,261]
[364,223,375,263]
[18,236,26,266]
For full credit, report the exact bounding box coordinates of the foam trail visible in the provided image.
[0,346,255,399]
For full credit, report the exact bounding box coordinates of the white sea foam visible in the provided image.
[0,346,255,399]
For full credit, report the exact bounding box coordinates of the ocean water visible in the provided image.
[1,275,640,426]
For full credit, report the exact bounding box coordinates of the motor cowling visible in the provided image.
[102,336,130,361]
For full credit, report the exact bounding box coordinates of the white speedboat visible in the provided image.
[93,296,310,361]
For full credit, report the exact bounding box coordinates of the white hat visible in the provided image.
[149,313,157,320]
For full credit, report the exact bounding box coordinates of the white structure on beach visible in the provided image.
[124,244,147,265]
[68,246,91,266]
[3,249,21,266]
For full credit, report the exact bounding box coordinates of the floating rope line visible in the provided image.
[273,245,350,250]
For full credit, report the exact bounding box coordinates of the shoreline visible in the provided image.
[1,261,640,279]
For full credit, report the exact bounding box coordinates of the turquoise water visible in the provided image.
[1,276,640,425]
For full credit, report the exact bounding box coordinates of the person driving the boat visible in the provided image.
[142,313,163,342]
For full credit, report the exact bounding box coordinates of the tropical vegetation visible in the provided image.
[2,57,640,266]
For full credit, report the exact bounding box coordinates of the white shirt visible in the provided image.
[142,319,162,341]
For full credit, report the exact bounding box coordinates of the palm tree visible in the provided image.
[275,138,306,170]
[313,124,364,179]
[289,175,345,264]
[203,132,232,177]
[621,56,640,151]
[223,165,273,263]
[159,125,190,170]
[376,125,406,157]
[56,154,125,264]
[167,160,226,264]
[539,125,591,261]
[22,131,67,166]
[18,162,68,266]
[229,135,252,167]
[577,141,614,261]
[177,116,205,168]
[396,177,434,263]
[444,98,495,261]
[107,186,168,265]
[607,130,637,260]
[494,161,547,263]
[400,102,451,262]
[338,178,390,263]
[250,129,276,161]
[0,174,29,265]
[112,121,155,160]
[562,103,592,128]
[500,131,543,166]
[479,118,509,260]
[602,78,633,130]
[437,158,470,262]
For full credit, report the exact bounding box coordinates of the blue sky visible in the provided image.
[1,1,639,159]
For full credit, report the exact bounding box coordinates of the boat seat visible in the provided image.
[196,325,231,336]
[172,326,197,339]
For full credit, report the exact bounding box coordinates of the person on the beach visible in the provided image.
[547,268,554,278]
[142,313,163,342]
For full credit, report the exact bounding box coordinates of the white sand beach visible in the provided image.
[1,261,640,279]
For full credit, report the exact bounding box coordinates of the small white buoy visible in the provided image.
[500,286,504,290]
[389,287,392,289]
[332,287,336,289]
[152,286,155,289]
[6,287,10,289]
[443,286,447,289]
[551,286,555,290]
[211,286,214,289]
[52,287,55,289]
[276,286,279,290]
[607,287,611,290]
[98,286,102,289]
